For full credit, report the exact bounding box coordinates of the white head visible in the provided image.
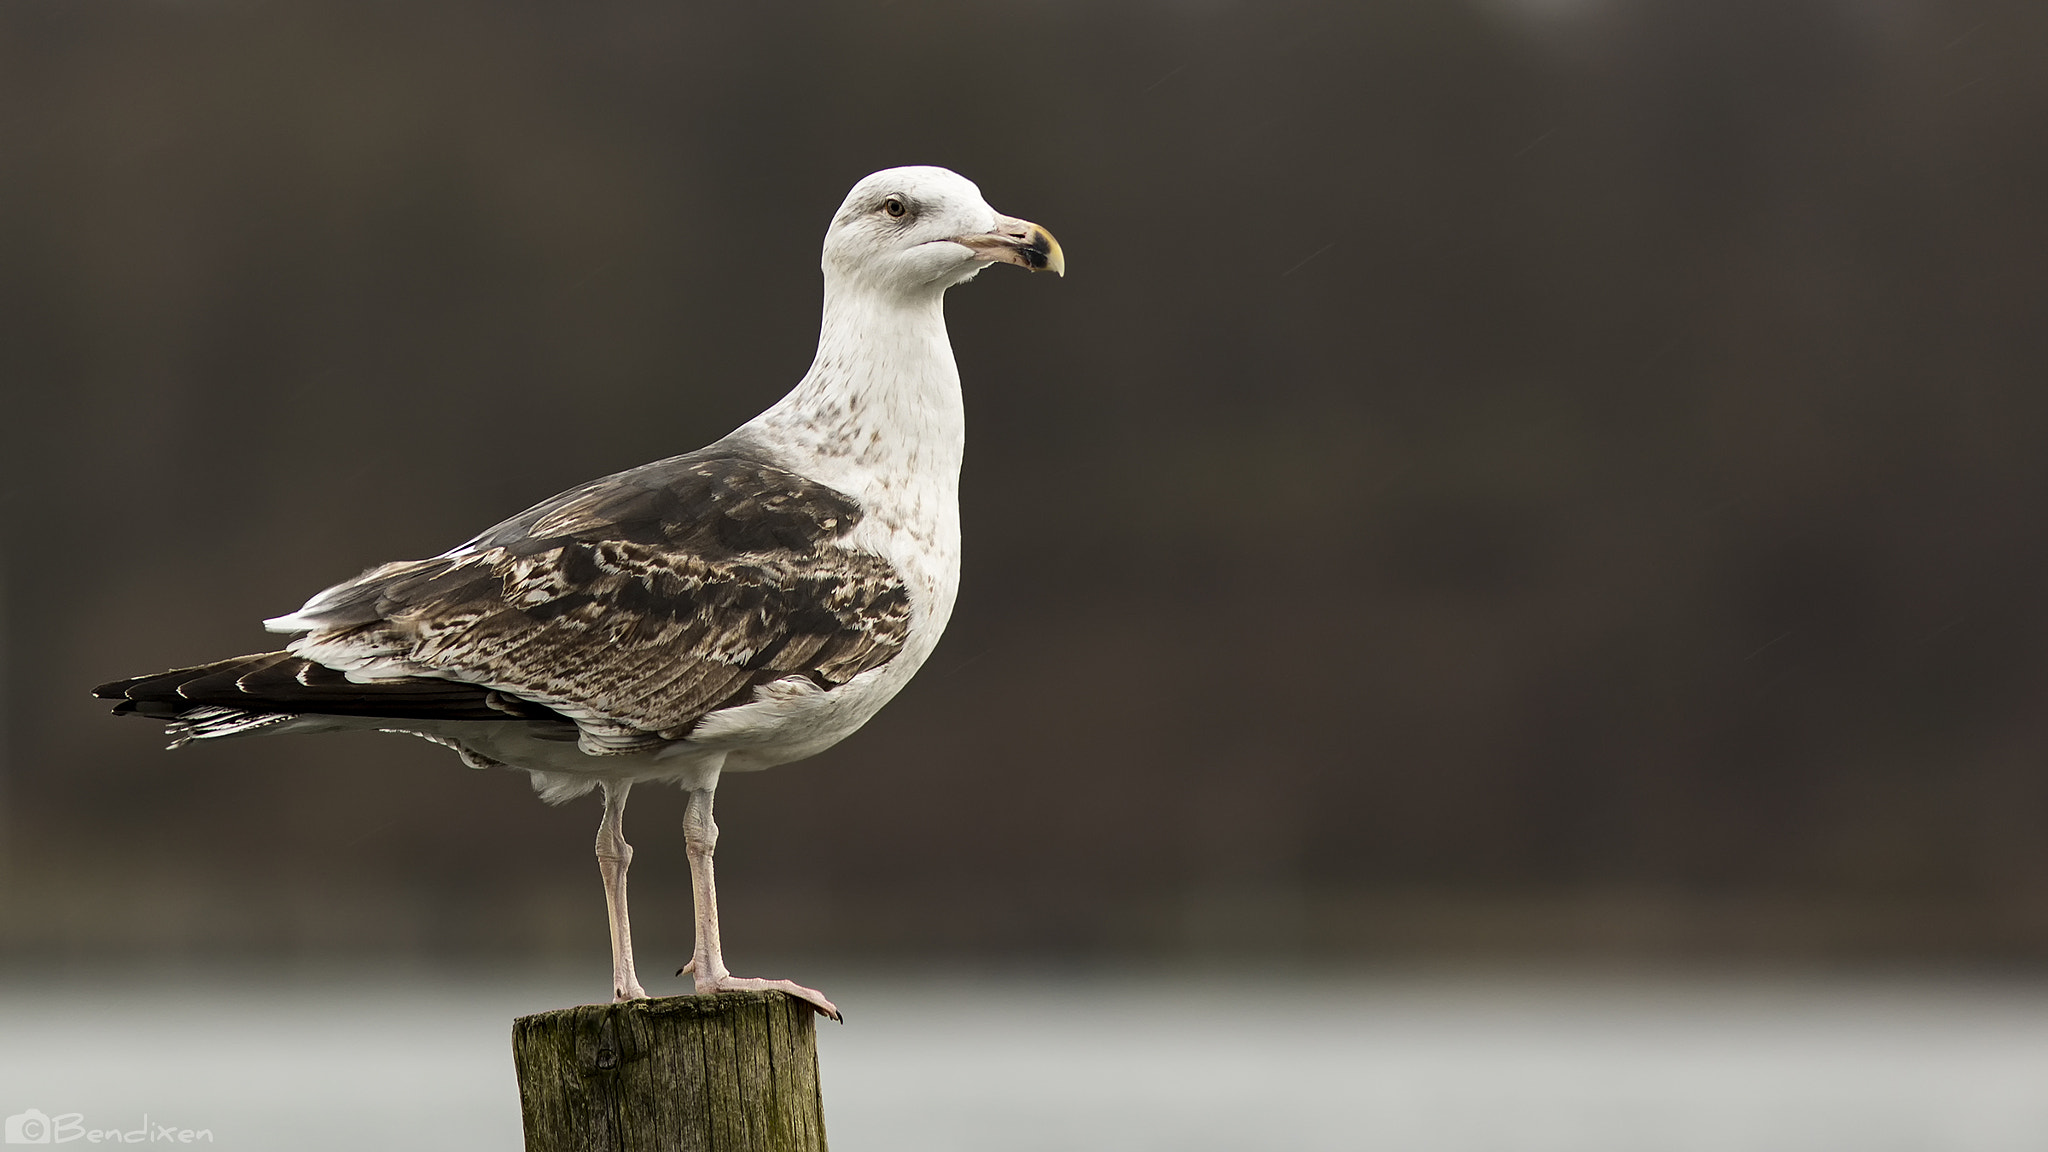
[821,166,1064,299]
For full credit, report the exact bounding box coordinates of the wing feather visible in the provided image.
[268,446,911,755]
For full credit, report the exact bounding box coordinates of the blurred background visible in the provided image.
[5,0,2048,1146]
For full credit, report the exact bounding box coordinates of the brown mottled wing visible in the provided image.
[277,446,911,754]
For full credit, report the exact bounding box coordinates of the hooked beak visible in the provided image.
[952,213,1065,276]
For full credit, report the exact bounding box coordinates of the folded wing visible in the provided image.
[103,447,912,756]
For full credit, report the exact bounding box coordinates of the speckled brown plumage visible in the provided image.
[99,447,911,755]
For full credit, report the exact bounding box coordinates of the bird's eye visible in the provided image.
[882,197,908,218]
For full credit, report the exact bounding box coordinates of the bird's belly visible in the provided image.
[698,661,919,771]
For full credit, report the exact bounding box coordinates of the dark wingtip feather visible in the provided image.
[93,675,143,700]
[94,651,575,728]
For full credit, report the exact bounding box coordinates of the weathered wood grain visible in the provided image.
[513,991,827,1152]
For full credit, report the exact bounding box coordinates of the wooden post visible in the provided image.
[512,990,828,1152]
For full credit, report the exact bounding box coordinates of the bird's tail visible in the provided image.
[94,651,543,747]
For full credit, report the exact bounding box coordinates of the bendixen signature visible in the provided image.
[5,1110,214,1145]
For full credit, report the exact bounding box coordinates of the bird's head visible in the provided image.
[821,166,1064,298]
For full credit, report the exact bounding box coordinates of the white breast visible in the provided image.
[658,284,968,771]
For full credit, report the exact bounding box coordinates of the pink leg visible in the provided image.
[674,785,839,1019]
[596,781,648,1001]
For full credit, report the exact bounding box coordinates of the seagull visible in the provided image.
[95,166,1063,1019]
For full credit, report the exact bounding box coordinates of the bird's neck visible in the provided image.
[740,282,966,500]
